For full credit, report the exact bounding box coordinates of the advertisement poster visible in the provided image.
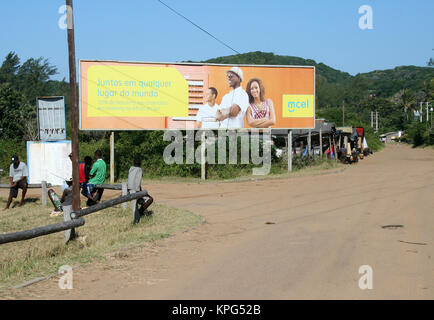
[80,60,315,130]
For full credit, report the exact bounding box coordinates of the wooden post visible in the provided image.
[328,136,332,159]
[110,131,114,184]
[130,190,136,221]
[319,128,323,158]
[308,129,311,157]
[334,137,338,162]
[41,181,47,206]
[0,218,85,245]
[121,182,127,210]
[376,111,379,130]
[201,132,206,180]
[66,0,80,212]
[288,130,292,172]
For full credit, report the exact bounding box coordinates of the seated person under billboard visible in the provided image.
[245,78,276,128]
[83,150,106,206]
[127,158,153,224]
[4,155,28,210]
[215,67,249,129]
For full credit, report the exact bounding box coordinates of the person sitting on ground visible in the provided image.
[4,155,28,210]
[84,150,107,206]
[61,178,76,242]
[79,156,93,203]
[128,157,153,224]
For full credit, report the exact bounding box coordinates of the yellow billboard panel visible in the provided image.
[86,65,188,117]
[282,95,314,118]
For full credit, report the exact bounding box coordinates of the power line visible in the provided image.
[157,0,241,55]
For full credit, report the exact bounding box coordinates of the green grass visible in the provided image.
[127,156,343,184]
[0,197,202,291]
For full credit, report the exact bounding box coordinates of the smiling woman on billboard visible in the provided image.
[245,78,276,128]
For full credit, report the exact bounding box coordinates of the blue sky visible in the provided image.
[0,0,433,81]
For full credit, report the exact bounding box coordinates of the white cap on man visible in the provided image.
[226,66,244,82]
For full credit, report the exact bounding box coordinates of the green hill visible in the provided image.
[358,66,434,97]
[203,51,352,85]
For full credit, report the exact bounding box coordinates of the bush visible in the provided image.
[405,122,433,147]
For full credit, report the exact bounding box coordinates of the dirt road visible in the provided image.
[3,143,434,299]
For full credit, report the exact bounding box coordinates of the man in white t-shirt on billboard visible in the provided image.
[195,87,220,129]
[215,66,249,129]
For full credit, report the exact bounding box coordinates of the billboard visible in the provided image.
[80,60,315,130]
[37,96,67,140]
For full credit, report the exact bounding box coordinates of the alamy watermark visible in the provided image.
[58,5,73,30]
[358,265,373,290]
[359,5,374,30]
[163,129,272,176]
[58,265,73,290]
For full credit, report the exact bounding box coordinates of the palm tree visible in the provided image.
[393,89,415,121]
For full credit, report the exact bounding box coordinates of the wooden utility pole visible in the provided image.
[376,111,378,132]
[110,132,115,184]
[288,130,292,171]
[308,129,311,157]
[420,102,423,123]
[66,0,80,211]
[201,133,206,180]
[342,100,345,126]
[319,128,323,157]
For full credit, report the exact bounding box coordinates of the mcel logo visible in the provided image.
[282,95,314,118]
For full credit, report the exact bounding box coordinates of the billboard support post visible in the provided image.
[319,128,323,157]
[288,130,292,172]
[110,132,115,184]
[41,181,47,206]
[66,0,80,211]
[308,129,312,158]
[334,136,338,162]
[201,132,206,180]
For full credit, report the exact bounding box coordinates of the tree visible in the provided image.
[428,49,434,67]
[392,89,416,121]
[0,84,33,140]
[16,57,58,104]
[0,52,20,85]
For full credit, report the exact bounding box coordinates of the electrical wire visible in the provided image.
[157,0,241,55]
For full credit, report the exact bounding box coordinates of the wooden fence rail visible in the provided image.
[0,190,148,245]
[0,218,85,245]
[71,190,148,219]
[0,183,52,188]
